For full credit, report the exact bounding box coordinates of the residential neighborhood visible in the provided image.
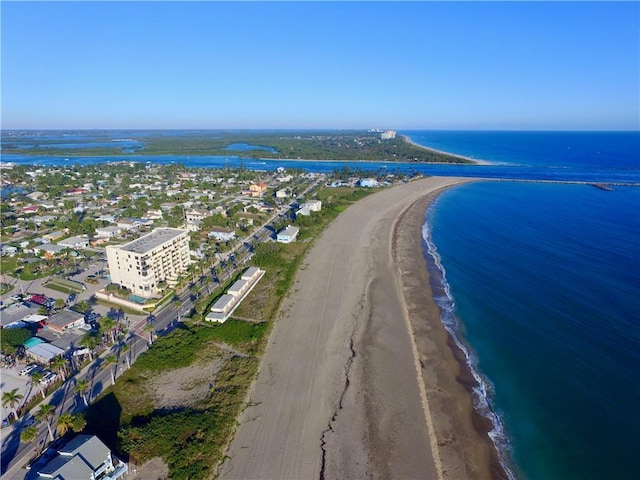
[0,161,393,479]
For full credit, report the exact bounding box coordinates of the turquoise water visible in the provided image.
[419,135,639,479]
[128,294,148,304]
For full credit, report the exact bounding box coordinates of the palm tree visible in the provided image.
[20,425,38,445]
[55,412,74,437]
[76,300,91,314]
[57,412,87,436]
[34,404,56,443]
[74,379,90,407]
[143,324,154,344]
[120,344,131,369]
[50,356,68,381]
[2,388,24,419]
[101,317,117,344]
[79,332,100,360]
[30,370,47,399]
[105,354,117,385]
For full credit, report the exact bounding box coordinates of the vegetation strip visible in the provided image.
[80,185,376,479]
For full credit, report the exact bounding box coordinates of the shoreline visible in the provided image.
[392,183,510,480]
[401,134,494,165]
[219,177,506,480]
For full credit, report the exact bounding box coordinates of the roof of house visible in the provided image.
[47,309,84,329]
[36,434,111,480]
[26,342,65,361]
[278,225,300,237]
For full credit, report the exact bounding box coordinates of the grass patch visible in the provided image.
[83,184,379,480]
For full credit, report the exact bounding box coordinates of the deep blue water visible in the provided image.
[2,130,639,479]
[418,133,639,480]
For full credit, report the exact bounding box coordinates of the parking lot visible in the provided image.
[0,259,114,428]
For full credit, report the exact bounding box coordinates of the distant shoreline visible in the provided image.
[401,134,492,165]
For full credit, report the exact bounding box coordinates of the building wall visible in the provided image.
[106,228,190,298]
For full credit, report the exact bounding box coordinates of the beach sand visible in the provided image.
[402,134,493,165]
[219,177,506,480]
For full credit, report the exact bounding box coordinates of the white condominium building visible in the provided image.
[106,228,190,298]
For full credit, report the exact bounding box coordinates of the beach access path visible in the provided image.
[219,176,495,480]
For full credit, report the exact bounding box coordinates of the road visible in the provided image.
[1,179,322,479]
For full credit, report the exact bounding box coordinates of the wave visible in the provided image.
[422,201,518,480]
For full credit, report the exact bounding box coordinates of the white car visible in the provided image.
[19,364,37,376]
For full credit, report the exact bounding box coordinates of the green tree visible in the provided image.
[105,354,117,385]
[50,356,68,381]
[79,332,100,360]
[74,379,90,407]
[2,388,24,419]
[20,425,39,445]
[56,413,74,437]
[30,370,47,399]
[101,317,117,344]
[34,404,56,442]
[0,327,31,355]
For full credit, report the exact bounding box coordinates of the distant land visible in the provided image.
[0,130,474,164]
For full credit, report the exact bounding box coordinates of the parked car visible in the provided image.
[40,371,57,384]
[20,364,37,376]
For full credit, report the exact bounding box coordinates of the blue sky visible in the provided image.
[2,1,639,130]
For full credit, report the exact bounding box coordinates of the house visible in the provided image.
[277,225,300,243]
[275,188,289,199]
[36,244,67,257]
[58,236,89,250]
[116,218,138,231]
[26,191,46,201]
[96,214,118,224]
[25,342,65,363]
[145,209,163,220]
[249,182,268,197]
[1,245,18,256]
[185,208,210,224]
[20,205,40,215]
[47,309,86,333]
[360,178,378,187]
[31,434,128,480]
[43,231,66,242]
[296,200,322,217]
[95,226,122,238]
[208,227,236,242]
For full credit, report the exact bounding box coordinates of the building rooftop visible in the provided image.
[116,228,187,254]
[47,309,84,329]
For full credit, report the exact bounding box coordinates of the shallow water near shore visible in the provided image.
[425,182,640,480]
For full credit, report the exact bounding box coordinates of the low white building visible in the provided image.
[296,200,322,216]
[206,267,265,323]
[208,227,236,242]
[96,226,122,238]
[58,235,89,250]
[277,225,300,243]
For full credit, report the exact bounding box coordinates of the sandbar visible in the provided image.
[219,176,506,479]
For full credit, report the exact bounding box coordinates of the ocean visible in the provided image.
[415,131,640,480]
[3,130,639,478]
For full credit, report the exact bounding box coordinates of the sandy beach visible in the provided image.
[219,176,506,480]
[401,134,493,165]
